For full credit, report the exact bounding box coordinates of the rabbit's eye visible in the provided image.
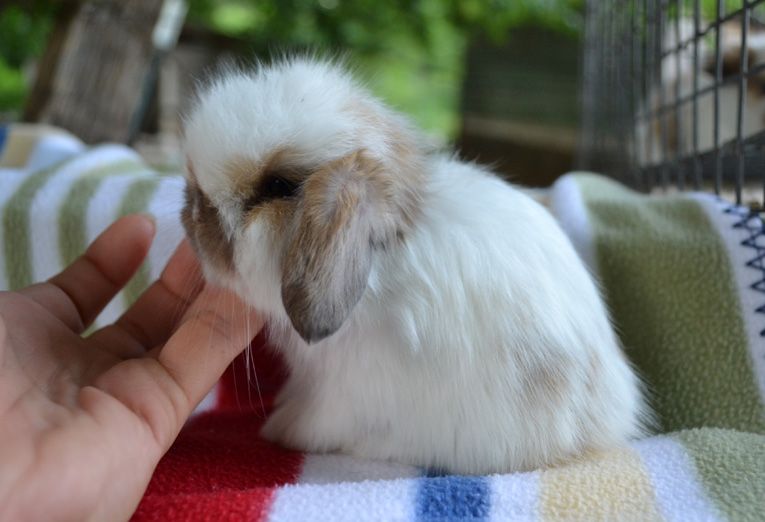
[261,176,297,200]
[244,174,299,211]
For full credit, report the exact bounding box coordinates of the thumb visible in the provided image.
[157,286,263,420]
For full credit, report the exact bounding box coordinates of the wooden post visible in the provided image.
[31,0,163,144]
[22,1,81,123]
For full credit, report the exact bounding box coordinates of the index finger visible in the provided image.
[21,215,155,332]
[88,240,203,357]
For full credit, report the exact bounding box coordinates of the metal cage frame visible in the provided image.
[579,0,765,208]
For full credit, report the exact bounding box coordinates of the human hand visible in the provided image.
[0,215,262,521]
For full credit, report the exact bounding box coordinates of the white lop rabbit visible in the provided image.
[181,57,648,474]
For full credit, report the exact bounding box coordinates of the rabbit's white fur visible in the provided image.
[183,58,648,474]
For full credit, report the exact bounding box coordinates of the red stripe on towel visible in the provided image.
[134,489,278,522]
[133,333,303,520]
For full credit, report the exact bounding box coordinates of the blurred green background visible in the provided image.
[1,0,756,186]
[0,0,582,141]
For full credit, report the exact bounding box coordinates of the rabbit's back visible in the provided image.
[266,155,647,474]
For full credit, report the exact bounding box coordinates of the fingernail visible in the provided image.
[138,213,157,236]
[139,212,156,226]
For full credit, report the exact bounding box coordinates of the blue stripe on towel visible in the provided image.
[0,125,7,156]
[416,472,491,521]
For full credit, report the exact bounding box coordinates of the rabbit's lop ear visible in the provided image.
[281,151,411,344]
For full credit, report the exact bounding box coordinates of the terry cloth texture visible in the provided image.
[0,124,186,328]
[1,126,764,521]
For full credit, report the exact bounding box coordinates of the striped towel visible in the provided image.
[550,174,765,434]
[2,126,764,521]
[0,124,186,327]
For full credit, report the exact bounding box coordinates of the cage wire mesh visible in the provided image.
[579,0,765,209]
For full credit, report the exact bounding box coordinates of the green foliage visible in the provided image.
[184,0,583,138]
[0,56,25,112]
[0,5,53,68]
[0,0,584,135]
[187,0,583,47]
[700,0,760,20]
[0,4,54,115]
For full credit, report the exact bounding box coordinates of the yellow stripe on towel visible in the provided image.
[0,124,79,168]
[539,447,662,522]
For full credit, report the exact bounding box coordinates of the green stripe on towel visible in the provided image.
[117,178,160,307]
[4,152,142,289]
[575,174,765,434]
[3,157,73,289]
[58,161,144,266]
[674,429,765,521]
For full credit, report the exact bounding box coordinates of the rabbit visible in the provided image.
[636,16,765,166]
[181,57,649,474]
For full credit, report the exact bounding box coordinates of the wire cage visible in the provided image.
[579,0,765,209]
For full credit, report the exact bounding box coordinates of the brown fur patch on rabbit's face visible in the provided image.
[229,151,308,232]
[182,150,307,272]
[180,60,428,337]
[181,168,235,274]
